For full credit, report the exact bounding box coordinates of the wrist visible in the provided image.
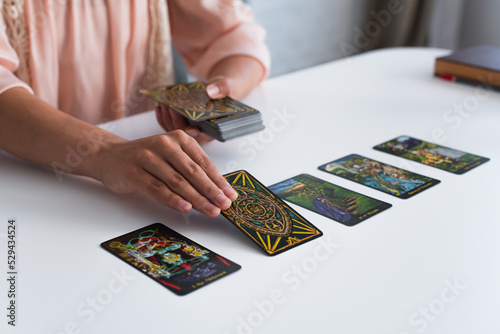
[78,128,126,182]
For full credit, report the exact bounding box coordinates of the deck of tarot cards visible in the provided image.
[140,81,265,142]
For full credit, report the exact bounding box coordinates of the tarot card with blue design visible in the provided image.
[222,170,323,256]
[268,174,392,226]
[318,154,440,199]
[373,135,490,174]
[101,223,241,296]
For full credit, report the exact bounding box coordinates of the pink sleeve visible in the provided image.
[167,0,270,82]
[0,23,33,95]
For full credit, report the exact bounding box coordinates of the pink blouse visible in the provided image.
[0,0,270,124]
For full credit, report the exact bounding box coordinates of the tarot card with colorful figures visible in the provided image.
[373,136,490,174]
[222,170,323,256]
[101,223,241,296]
[268,174,392,226]
[318,154,440,199]
[140,81,259,121]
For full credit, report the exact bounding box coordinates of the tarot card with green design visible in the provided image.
[318,154,440,199]
[373,135,490,174]
[140,81,258,121]
[222,170,323,256]
[268,174,392,226]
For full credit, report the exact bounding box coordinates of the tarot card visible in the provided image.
[140,81,258,121]
[268,174,392,226]
[101,223,241,296]
[186,108,264,141]
[373,135,490,174]
[318,154,440,199]
[222,170,323,256]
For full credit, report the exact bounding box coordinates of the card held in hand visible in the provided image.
[101,223,241,296]
[139,81,256,121]
[222,170,323,256]
[140,82,265,141]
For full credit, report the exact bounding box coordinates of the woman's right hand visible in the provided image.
[94,130,237,217]
[0,88,235,217]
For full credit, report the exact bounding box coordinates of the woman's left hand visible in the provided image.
[155,55,265,143]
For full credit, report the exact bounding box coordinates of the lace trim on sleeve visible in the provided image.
[1,0,31,86]
[148,0,174,88]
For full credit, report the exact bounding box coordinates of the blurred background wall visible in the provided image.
[248,0,500,77]
[172,0,500,82]
[249,0,366,77]
[459,0,500,49]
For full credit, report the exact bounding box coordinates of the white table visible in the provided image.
[2,48,499,334]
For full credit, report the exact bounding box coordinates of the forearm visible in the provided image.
[0,87,237,216]
[0,87,122,180]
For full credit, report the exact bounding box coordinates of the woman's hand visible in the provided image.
[0,87,239,219]
[156,55,265,142]
[94,130,238,217]
[155,104,214,144]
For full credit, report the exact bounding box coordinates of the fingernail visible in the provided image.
[206,85,220,98]
[186,128,199,138]
[178,199,192,212]
[204,202,221,215]
[223,187,238,201]
[216,193,231,208]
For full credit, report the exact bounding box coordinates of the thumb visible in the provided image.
[206,78,233,99]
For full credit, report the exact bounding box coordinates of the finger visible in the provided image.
[168,107,189,131]
[156,104,175,132]
[166,149,234,212]
[155,105,166,131]
[171,131,238,202]
[145,167,222,217]
[206,78,233,99]
[185,126,214,144]
[157,131,237,208]
[157,105,189,132]
[139,143,224,216]
[132,167,194,214]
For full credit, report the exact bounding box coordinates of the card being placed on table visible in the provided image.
[222,170,323,256]
[101,223,241,296]
[268,174,392,226]
[373,135,489,174]
[318,154,440,199]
